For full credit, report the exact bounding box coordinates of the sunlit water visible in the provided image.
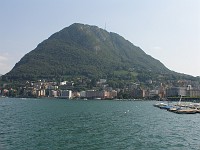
[0,98,200,150]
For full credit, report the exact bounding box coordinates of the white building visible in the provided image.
[60,81,67,85]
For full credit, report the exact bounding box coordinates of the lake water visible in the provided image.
[0,98,200,150]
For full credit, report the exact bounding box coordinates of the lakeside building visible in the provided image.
[166,87,187,97]
[158,83,166,99]
[80,91,86,98]
[1,77,200,99]
[107,90,118,99]
[60,90,72,99]
[36,89,46,97]
[130,88,146,99]
[85,90,104,99]
[148,90,159,98]
[50,90,58,97]
[166,86,200,97]
[186,89,200,97]
[47,85,59,90]
[72,91,80,98]
[81,90,117,99]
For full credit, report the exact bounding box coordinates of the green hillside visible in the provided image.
[4,23,193,82]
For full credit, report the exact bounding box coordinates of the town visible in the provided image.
[1,76,200,100]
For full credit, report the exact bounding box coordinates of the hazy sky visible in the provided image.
[0,0,200,76]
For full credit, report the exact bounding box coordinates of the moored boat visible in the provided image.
[168,106,181,112]
[174,108,197,114]
[153,102,167,108]
[160,105,173,110]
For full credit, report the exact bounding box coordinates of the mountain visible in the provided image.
[3,23,192,82]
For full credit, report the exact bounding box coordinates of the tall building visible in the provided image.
[166,87,187,97]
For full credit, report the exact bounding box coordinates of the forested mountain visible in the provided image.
[3,23,197,82]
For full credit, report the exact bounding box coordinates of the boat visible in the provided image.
[153,95,199,114]
[196,108,200,113]
[159,105,173,110]
[188,103,200,109]
[153,102,167,108]
[168,106,181,112]
[174,108,197,114]
[170,96,197,114]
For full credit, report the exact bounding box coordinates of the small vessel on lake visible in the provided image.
[153,95,200,114]
[174,108,197,114]
[153,102,167,108]
[168,106,181,112]
[159,105,173,110]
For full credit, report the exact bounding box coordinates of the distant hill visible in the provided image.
[3,23,197,82]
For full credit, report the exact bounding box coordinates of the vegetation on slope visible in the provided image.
[3,23,198,84]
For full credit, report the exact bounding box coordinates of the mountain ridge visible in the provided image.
[4,23,196,82]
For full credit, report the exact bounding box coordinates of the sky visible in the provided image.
[0,0,200,76]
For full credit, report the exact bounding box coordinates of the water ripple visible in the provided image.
[1,99,200,149]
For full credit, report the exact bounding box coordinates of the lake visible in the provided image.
[0,98,200,150]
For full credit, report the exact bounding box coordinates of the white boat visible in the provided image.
[153,102,167,108]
